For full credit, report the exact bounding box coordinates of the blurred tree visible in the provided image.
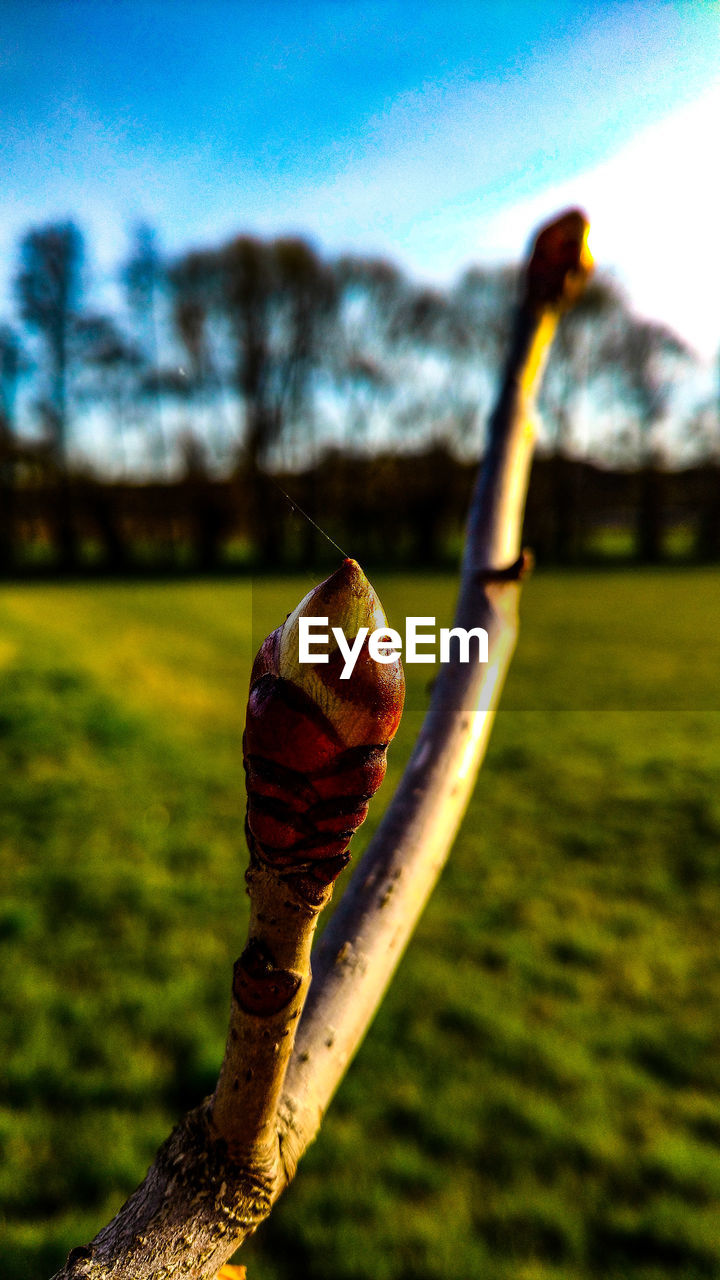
[387,282,479,455]
[122,223,168,471]
[333,258,487,442]
[15,221,84,464]
[74,313,145,569]
[328,257,514,562]
[451,263,518,443]
[0,324,29,569]
[539,273,626,560]
[220,235,337,562]
[0,323,27,432]
[168,248,230,466]
[693,351,720,559]
[222,237,336,463]
[15,221,84,565]
[170,235,338,562]
[330,256,406,453]
[177,428,232,569]
[75,314,143,472]
[451,263,517,370]
[600,312,694,561]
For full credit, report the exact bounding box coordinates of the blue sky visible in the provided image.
[3,1,719,356]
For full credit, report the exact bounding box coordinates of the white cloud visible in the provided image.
[238,63,720,365]
[469,82,720,362]
[2,48,718,369]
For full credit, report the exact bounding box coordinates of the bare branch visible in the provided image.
[278,208,593,1170]
[50,208,592,1280]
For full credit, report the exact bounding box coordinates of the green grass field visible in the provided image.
[1,569,719,1279]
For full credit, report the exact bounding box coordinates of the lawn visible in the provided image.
[1,568,719,1279]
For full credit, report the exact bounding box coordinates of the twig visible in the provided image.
[278,208,593,1172]
[50,208,592,1280]
[212,558,404,1161]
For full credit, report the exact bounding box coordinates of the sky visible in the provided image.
[2,0,719,359]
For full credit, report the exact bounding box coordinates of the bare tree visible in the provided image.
[0,324,29,568]
[330,254,410,442]
[15,221,85,565]
[451,262,519,428]
[74,314,143,474]
[50,209,593,1280]
[15,222,84,464]
[223,235,337,561]
[600,312,694,561]
[167,247,234,475]
[538,273,625,560]
[332,256,482,457]
[694,360,720,559]
[168,235,337,561]
[0,323,27,432]
[327,258,489,564]
[122,223,169,472]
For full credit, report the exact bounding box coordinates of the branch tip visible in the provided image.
[525,207,593,310]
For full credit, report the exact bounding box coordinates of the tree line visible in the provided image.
[0,218,717,570]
